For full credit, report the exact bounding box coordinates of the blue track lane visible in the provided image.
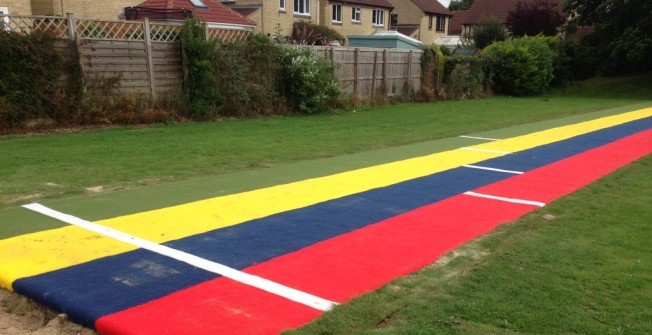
[13,117,652,327]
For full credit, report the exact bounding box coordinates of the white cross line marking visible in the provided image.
[463,191,545,207]
[462,165,524,175]
[459,135,501,141]
[22,203,337,311]
[461,147,512,155]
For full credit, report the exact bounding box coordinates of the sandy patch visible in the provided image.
[0,289,96,335]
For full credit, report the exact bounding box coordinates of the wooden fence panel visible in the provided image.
[5,14,422,100]
[79,39,151,94]
[151,42,183,93]
[312,46,422,98]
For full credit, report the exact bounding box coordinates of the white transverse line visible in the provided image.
[461,147,512,155]
[459,135,501,141]
[22,203,337,312]
[462,165,524,175]
[463,191,545,207]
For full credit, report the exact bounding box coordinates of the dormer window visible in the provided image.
[189,0,207,8]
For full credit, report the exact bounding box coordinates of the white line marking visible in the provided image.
[461,147,512,155]
[22,203,337,311]
[459,135,501,141]
[463,191,545,207]
[462,165,524,175]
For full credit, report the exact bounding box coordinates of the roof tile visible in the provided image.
[135,0,255,26]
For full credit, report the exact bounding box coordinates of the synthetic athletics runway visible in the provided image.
[1,104,650,334]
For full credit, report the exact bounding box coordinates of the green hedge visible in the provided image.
[481,37,554,96]
[443,56,487,99]
[0,32,63,125]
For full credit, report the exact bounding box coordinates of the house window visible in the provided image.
[372,8,384,26]
[436,15,445,32]
[279,0,285,10]
[351,7,361,22]
[428,15,433,30]
[294,0,310,15]
[332,4,342,23]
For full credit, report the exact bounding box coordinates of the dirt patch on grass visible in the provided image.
[0,289,96,335]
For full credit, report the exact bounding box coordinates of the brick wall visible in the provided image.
[0,0,32,15]
[418,14,449,44]
[32,0,139,19]
[321,3,390,41]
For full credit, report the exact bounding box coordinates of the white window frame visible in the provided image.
[332,4,342,23]
[372,8,384,26]
[279,0,285,11]
[351,7,361,22]
[294,0,310,15]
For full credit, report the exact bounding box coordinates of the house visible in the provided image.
[226,0,393,40]
[320,0,393,39]
[447,9,467,35]
[0,0,133,19]
[386,0,452,45]
[0,0,31,16]
[126,0,255,30]
[29,0,138,19]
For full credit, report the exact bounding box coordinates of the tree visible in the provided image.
[506,0,565,37]
[448,0,474,11]
[563,0,652,74]
[472,17,507,49]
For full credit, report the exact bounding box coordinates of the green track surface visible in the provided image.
[1,102,649,239]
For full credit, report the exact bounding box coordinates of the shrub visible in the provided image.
[278,47,340,114]
[481,37,554,96]
[213,34,282,117]
[443,56,487,99]
[506,0,565,37]
[529,35,575,87]
[292,21,345,45]
[180,18,222,120]
[421,44,445,95]
[473,17,507,49]
[0,31,63,126]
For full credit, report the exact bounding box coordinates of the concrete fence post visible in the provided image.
[143,18,157,99]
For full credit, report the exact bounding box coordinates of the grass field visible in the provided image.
[1,74,650,209]
[0,74,650,334]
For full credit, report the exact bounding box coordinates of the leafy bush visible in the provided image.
[213,34,282,117]
[443,56,487,99]
[529,35,576,87]
[180,18,222,120]
[0,31,62,126]
[292,21,345,45]
[472,17,507,49]
[481,37,554,96]
[506,0,565,37]
[278,47,340,114]
[565,35,600,80]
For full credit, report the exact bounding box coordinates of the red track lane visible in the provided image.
[95,277,322,335]
[96,129,651,335]
[474,129,652,204]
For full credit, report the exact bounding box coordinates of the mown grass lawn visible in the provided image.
[0,74,650,208]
